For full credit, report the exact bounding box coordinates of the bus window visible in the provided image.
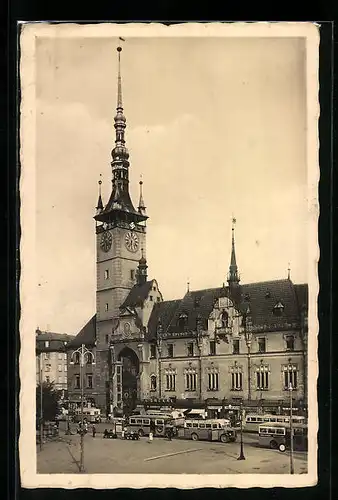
[136,419,142,425]
[199,423,206,429]
[212,424,218,429]
[193,423,198,428]
[186,422,192,428]
[276,418,284,423]
[130,418,136,424]
[270,418,276,422]
[206,424,212,429]
[257,417,264,422]
[143,419,150,425]
[249,417,256,422]
[276,428,285,435]
[156,419,164,425]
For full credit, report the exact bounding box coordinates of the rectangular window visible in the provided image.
[165,373,176,391]
[130,269,135,280]
[64,353,67,360]
[187,342,194,357]
[258,338,266,353]
[150,344,157,359]
[87,374,93,388]
[58,364,62,372]
[75,375,80,389]
[256,366,269,390]
[104,269,109,280]
[231,371,243,390]
[167,344,174,358]
[233,339,240,354]
[209,341,216,356]
[58,353,63,360]
[105,334,109,344]
[64,377,67,384]
[64,365,67,372]
[185,372,197,391]
[283,365,298,389]
[285,336,295,351]
[149,295,153,301]
[58,376,62,384]
[44,352,50,360]
[208,372,219,391]
[86,352,93,364]
[105,303,109,312]
[45,341,49,348]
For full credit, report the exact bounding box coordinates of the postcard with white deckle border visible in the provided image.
[19,21,319,489]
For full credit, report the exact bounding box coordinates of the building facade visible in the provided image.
[67,46,308,417]
[35,330,74,395]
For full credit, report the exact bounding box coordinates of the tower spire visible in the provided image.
[94,42,148,225]
[227,217,240,285]
[138,175,146,215]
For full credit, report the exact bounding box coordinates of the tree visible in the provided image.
[36,381,61,424]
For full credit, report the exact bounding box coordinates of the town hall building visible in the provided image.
[67,46,308,419]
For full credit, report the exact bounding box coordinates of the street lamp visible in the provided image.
[156,320,163,399]
[241,307,253,401]
[38,350,44,450]
[70,344,95,473]
[289,383,294,474]
[237,401,245,460]
[196,315,204,402]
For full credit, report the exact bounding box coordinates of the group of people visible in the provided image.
[76,419,96,437]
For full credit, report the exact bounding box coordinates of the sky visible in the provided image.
[35,35,308,335]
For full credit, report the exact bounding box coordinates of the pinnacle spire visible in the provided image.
[137,247,148,285]
[227,216,240,285]
[96,176,104,213]
[117,46,123,109]
[138,175,146,215]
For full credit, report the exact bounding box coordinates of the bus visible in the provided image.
[127,414,174,437]
[177,419,237,443]
[74,407,102,423]
[258,423,308,452]
[245,414,306,433]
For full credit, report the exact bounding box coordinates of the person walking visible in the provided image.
[92,423,96,438]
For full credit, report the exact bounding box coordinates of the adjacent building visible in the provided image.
[67,46,308,418]
[35,329,74,396]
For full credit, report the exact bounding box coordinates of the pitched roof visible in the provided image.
[67,315,97,348]
[147,280,308,338]
[120,281,154,309]
[35,331,75,352]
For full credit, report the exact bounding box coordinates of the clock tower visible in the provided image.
[94,46,148,409]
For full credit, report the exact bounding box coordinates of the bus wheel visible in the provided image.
[278,443,286,452]
[138,429,144,437]
[270,440,278,450]
[191,433,199,441]
[220,434,229,443]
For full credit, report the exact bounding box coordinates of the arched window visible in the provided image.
[220,310,229,328]
[150,375,157,391]
[178,313,188,331]
[73,352,80,365]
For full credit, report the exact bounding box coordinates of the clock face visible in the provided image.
[125,231,139,253]
[100,231,112,252]
[124,322,131,336]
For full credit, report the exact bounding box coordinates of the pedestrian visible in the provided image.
[92,423,96,438]
[148,431,153,443]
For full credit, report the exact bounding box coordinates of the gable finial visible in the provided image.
[287,262,291,280]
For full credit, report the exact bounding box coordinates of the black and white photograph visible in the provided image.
[19,22,319,489]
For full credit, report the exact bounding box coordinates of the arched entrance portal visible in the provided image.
[118,347,140,416]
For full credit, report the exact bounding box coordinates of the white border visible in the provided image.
[19,22,319,489]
